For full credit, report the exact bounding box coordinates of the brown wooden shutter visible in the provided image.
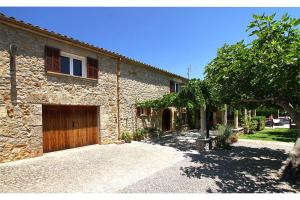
[52,48,60,72]
[136,107,141,116]
[87,57,98,79]
[170,80,175,93]
[45,46,53,71]
[45,46,60,73]
[146,108,151,116]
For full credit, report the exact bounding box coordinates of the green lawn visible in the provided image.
[239,128,299,143]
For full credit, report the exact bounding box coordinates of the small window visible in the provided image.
[137,107,151,117]
[60,56,70,74]
[60,52,86,78]
[141,108,147,116]
[73,59,82,76]
[170,80,181,93]
[175,82,180,93]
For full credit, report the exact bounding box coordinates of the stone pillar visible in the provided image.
[244,108,248,121]
[213,112,217,127]
[200,106,206,134]
[253,109,256,117]
[223,104,227,126]
[171,108,176,131]
[248,110,252,120]
[234,109,239,129]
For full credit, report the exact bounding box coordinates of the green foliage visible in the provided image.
[249,120,258,133]
[239,128,299,143]
[187,109,196,129]
[138,93,178,110]
[138,79,216,111]
[121,132,132,143]
[251,116,266,131]
[176,79,207,110]
[215,125,233,149]
[132,129,145,141]
[256,105,286,117]
[138,79,224,130]
[175,116,184,131]
[242,116,258,134]
[242,116,250,134]
[205,13,300,111]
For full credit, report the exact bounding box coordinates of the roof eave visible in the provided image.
[0,13,188,81]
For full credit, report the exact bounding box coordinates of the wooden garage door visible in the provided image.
[43,105,98,153]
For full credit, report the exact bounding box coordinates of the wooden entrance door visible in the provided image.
[42,105,98,153]
[162,109,171,131]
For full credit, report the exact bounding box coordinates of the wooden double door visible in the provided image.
[43,105,98,153]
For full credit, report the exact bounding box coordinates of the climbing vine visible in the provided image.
[137,79,216,110]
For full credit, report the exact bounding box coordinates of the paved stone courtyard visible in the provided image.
[0,131,299,193]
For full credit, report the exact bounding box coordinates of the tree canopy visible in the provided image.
[138,13,300,181]
[139,13,300,120]
[205,13,300,116]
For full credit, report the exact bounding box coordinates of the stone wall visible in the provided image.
[0,22,186,163]
[119,62,185,133]
[0,23,118,163]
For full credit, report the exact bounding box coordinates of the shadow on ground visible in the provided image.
[144,131,199,152]
[145,132,300,193]
[181,146,300,192]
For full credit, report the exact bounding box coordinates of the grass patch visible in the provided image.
[239,128,299,143]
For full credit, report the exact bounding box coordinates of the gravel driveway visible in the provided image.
[0,142,185,192]
[1,133,299,193]
[120,139,300,193]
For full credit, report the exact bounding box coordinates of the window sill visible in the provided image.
[139,114,150,117]
[46,71,98,82]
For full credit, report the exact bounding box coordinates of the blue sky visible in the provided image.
[0,7,299,79]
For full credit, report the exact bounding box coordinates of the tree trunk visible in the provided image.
[213,112,217,127]
[276,100,300,130]
[276,100,300,182]
[239,97,300,181]
[200,106,206,134]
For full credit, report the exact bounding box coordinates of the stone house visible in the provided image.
[0,13,187,163]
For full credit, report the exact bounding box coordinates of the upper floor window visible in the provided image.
[170,80,181,93]
[45,46,98,79]
[60,52,86,77]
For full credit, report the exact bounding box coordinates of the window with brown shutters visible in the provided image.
[170,80,175,93]
[87,57,98,79]
[136,107,151,117]
[146,108,151,116]
[45,46,60,72]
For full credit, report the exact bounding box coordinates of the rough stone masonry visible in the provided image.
[0,15,186,163]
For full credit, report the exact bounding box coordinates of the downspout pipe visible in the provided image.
[9,44,18,105]
[116,58,121,139]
